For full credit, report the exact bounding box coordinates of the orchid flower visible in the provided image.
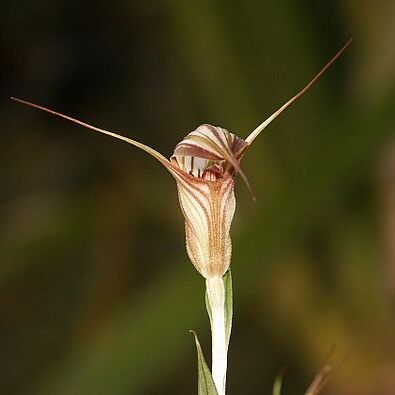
[12,39,351,395]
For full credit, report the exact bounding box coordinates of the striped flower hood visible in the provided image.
[169,124,249,278]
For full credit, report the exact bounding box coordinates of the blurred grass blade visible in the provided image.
[190,331,219,395]
[272,370,285,395]
[305,363,333,395]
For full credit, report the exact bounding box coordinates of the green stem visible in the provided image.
[206,276,227,395]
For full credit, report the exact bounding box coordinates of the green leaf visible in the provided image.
[223,270,233,347]
[190,331,219,395]
[205,270,233,348]
[205,289,213,328]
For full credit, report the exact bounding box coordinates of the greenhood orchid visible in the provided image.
[11,39,352,395]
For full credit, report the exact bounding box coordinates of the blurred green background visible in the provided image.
[2,1,395,394]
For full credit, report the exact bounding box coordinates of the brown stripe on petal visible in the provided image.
[183,132,227,158]
[205,125,231,152]
[173,125,233,162]
[173,124,253,197]
[175,172,236,278]
[173,143,223,161]
[232,137,248,159]
[189,134,228,161]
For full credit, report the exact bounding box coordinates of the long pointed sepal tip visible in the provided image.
[245,39,353,145]
[10,96,182,176]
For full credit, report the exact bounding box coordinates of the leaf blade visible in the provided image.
[190,331,219,395]
[205,270,233,348]
[223,270,233,348]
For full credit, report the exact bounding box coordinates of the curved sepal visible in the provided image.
[10,97,184,179]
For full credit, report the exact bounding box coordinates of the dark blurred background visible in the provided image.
[1,1,395,394]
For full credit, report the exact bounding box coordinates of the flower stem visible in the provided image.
[206,276,227,395]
